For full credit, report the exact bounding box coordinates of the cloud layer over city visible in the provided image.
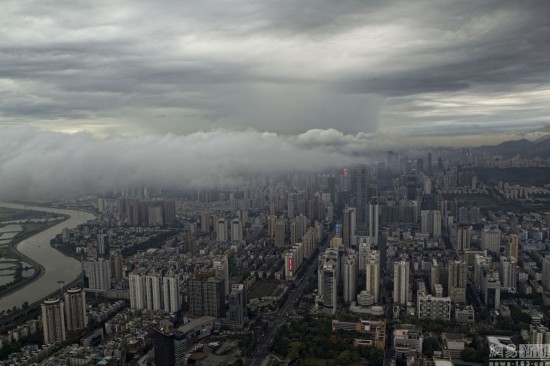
[0,127,390,199]
[0,0,549,138]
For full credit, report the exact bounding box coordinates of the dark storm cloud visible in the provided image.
[0,0,549,136]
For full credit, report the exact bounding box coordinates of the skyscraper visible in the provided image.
[368,198,379,245]
[231,218,242,243]
[342,207,356,248]
[365,251,380,304]
[393,259,410,305]
[481,228,501,253]
[507,234,519,264]
[64,288,87,332]
[351,165,369,230]
[275,219,286,247]
[110,251,124,281]
[228,284,247,328]
[318,248,339,314]
[448,260,467,303]
[500,256,517,291]
[145,270,163,311]
[421,210,442,239]
[213,255,229,296]
[456,226,471,251]
[83,257,111,292]
[129,272,145,309]
[41,298,66,344]
[162,270,181,314]
[216,218,228,242]
[342,252,358,305]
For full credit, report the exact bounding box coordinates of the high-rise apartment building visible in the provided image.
[365,251,380,304]
[41,298,66,344]
[129,272,145,309]
[393,259,410,305]
[216,218,228,242]
[342,252,358,304]
[64,288,87,332]
[83,257,111,292]
[421,210,441,239]
[162,270,180,314]
[448,260,467,303]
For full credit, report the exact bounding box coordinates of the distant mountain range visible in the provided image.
[479,136,550,157]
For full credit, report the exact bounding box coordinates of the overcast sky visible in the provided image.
[1,1,549,198]
[1,0,549,139]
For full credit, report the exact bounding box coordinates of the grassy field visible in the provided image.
[248,280,280,299]
[0,208,54,222]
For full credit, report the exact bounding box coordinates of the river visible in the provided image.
[0,202,95,311]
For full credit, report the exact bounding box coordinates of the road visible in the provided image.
[245,235,330,366]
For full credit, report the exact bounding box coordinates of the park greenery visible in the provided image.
[271,314,383,365]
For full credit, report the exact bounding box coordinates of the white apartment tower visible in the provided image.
[393,259,410,305]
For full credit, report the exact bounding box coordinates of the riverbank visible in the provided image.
[0,217,68,302]
[0,202,96,312]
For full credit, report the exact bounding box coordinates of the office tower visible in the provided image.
[481,228,501,253]
[456,226,471,251]
[342,207,356,248]
[145,271,163,311]
[64,288,87,332]
[41,298,66,344]
[188,278,203,316]
[237,208,248,226]
[216,218,228,242]
[213,255,230,296]
[154,323,186,366]
[162,270,180,314]
[275,219,286,247]
[318,248,339,314]
[368,199,379,245]
[507,234,519,264]
[82,257,111,292]
[351,165,369,230]
[228,284,247,328]
[148,205,164,226]
[343,252,358,305]
[129,273,145,309]
[231,218,242,243]
[393,259,410,305]
[500,256,517,291]
[97,234,109,257]
[110,251,124,281]
[421,210,442,239]
[448,260,467,303]
[365,251,380,304]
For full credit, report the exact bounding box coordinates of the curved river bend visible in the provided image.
[0,202,95,311]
